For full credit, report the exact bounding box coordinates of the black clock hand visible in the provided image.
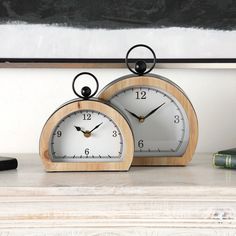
[144,102,165,120]
[89,122,103,133]
[125,108,140,121]
[74,126,86,134]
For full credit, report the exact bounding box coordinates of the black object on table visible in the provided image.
[0,157,18,171]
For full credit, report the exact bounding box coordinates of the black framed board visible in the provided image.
[0,0,235,60]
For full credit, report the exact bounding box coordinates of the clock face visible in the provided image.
[50,110,123,162]
[109,87,190,157]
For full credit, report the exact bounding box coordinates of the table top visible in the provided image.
[0,153,235,197]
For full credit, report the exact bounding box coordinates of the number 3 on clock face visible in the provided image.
[99,75,198,166]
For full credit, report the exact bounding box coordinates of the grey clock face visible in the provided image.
[109,87,190,157]
[50,110,123,162]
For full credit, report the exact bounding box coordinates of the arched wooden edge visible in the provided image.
[39,100,134,171]
[99,75,198,166]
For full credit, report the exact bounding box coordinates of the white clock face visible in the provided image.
[109,87,189,157]
[50,110,123,162]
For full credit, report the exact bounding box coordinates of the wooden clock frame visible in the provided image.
[99,75,198,166]
[39,99,134,171]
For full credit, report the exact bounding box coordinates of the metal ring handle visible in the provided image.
[72,72,99,99]
[125,44,156,75]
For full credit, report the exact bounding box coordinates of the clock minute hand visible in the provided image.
[125,109,140,121]
[89,122,103,133]
[144,102,165,120]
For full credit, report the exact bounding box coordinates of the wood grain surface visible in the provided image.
[0,153,236,235]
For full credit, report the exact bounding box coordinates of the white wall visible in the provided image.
[1,25,236,58]
[0,68,235,154]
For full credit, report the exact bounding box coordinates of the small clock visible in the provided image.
[40,72,134,171]
[99,45,198,166]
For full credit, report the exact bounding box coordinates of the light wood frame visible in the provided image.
[39,100,134,171]
[99,75,198,166]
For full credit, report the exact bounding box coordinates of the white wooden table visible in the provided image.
[0,153,236,235]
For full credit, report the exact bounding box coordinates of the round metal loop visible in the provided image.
[125,44,156,75]
[72,72,99,99]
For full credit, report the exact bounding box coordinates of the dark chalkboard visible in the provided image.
[0,0,235,30]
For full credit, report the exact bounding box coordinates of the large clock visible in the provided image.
[99,45,198,166]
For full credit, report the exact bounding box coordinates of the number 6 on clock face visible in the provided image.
[99,75,198,166]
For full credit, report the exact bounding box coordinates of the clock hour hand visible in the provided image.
[74,126,86,134]
[89,122,103,133]
[144,102,165,120]
[125,108,140,121]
